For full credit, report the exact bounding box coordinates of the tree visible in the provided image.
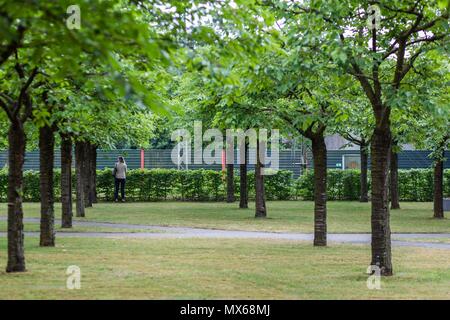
[432,136,449,218]
[239,140,249,209]
[389,139,401,209]
[0,58,37,272]
[38,94,56,246]
[60,133,73,228]
[273,78,350,246]
[267,0,449,275]
[413,99,450,219]
[0,0,183,272]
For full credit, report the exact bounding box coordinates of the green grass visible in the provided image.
[0,221,164,233]
[1,201,449,233]
[0,237,449,299]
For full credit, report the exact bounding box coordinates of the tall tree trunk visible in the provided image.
[39,125,55,247]
[311,135,327,246]
[239,142,248,209]
[370,127,393,276]
[226,163,235,203]
[83,142,92,208]
[255,139,267,218]
[90,145,97,203]
[6,120,26,272]
[360,144,369,202]
[75,141,85,217]
[60,134,73,228]
[433,150,444,219]
[390,143,400,209]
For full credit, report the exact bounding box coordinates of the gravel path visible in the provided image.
[1,217,450,249]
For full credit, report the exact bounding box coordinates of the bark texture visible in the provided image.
[60,134,73,228]
[370,127,393,276]
[433,152,444,219]
[390,143,400,209]
[39,125,55,247]
[255,140,267,218]
[226,163,235,203]
[311,135,327,246]
[239,143,248,209]
[6,121,26,272]
[83,142,93,208]
[90,145,97,203]
[75,141,85,217]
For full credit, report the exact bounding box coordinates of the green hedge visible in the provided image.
[0,168,448,202]
[97,168,226,201]
[0,168,294,202]
[295,169,450,201]
[295,169,363,201]
[97,168,294,202]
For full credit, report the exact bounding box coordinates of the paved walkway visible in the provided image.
[1,217,449,249]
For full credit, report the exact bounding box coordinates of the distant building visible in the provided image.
[317,134,448,170]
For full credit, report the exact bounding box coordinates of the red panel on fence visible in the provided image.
[221,150,226,171]
[140,149,145,170]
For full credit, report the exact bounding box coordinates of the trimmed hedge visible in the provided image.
[97,168,226,201]
[0,168,294,202]
[295,169,363,201]
[0,168,448,202]
[295,169,450,201]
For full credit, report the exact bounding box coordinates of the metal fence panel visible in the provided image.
[0,149,448,176]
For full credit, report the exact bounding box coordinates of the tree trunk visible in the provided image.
[433,151,444,219]
[390,144,400,209]
[39,125,55,247]
[60,134,73,228]
[75,141,85,217]
[90,145,97,203]
[255,140,267,218]
[239,143,248,209]
[370,127,393,276]
[6,120,26,272]
[360,144,369,202]
[83,142,92,208]
[311,135,327,246]
[226,163,235,203]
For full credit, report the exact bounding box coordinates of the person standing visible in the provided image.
[113,156,127,202]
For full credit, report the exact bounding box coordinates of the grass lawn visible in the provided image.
[0,237,449,299]
[1,201,449,233]
[0,221,164,234]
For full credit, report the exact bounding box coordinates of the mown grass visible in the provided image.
[0,221,163,234]
[0,237,449,299]
[1,201,448,233]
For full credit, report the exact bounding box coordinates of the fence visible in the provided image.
[0,149,448,177]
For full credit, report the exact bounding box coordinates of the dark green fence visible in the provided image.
[0,149,448,178]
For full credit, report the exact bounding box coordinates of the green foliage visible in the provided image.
[97,168,295,202]
[0,167,447,203]
[294,170,315,200]
[0,168,296,202]
[398,169,435,202]
[296,169,450,202]
[262,170,294,200]
[0,167,7,200]
[295,169,361,201]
